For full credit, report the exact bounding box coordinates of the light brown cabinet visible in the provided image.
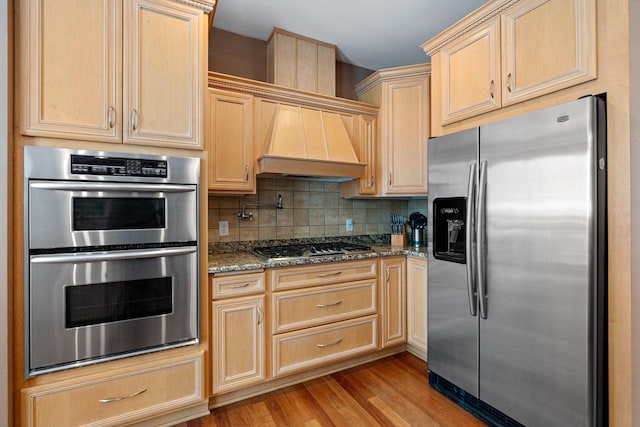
[501,0,596,106]
[380,257,407,348]
[21,351,206,427]
[207,88,255,193]
[439,17,501,124]
[424,0,596,127]
[267,28,336,96]
[210,272,266,394]
[19,0,210,149]
[406,257,428,359]
[343,64,430,197]
[270,260,379,377]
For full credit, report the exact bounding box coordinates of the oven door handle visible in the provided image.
[30,182,195,193]
[30,247,197,264]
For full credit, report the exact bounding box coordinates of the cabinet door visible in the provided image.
[407,257,428,358]
[124,0,203,148]
[501,0,596,106]
[440,17,501,124]
[212,295,266,394]
[383,77,429,195]
[21,0,121,142]
[207,89,255,193]
[358,115,377,195]
[380,257,406,347]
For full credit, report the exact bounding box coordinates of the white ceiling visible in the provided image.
[212,0,488,70]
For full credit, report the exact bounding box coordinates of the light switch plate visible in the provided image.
[346,218,353,232]
[219,221,229,236]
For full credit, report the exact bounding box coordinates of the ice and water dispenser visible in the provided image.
[432,198,467,264]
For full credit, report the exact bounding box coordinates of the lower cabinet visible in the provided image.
[407,256,428,359]
[380,256,407,347]
[21,351,206,427]
[210,271,266,394]
[270,260,379,378]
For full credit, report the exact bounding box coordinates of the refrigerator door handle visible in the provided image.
[465,162,478,317]
[477,160,488,319]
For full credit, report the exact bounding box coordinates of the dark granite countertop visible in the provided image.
[208,243,427,274]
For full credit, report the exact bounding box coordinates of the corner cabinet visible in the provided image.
[19,0,211,149]
[423,0,596,127]
[207,88,255,193]
[343,64,430,197]
[380,257,406,348]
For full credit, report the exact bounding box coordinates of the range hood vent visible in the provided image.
[256,104,365,179]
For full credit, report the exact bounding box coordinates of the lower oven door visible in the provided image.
[27,246,198,376]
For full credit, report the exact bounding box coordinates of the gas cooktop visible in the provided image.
[250,241,374,262]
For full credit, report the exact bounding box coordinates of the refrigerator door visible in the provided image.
[478,97,599,426]
[427,128,480,397]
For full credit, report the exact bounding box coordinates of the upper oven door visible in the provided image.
[28,181,197,249]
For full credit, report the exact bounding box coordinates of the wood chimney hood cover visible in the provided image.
[256,104,366,179]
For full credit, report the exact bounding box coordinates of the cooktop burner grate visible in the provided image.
[251,242,374,261]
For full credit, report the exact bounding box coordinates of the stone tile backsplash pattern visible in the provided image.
[208,178,428,243]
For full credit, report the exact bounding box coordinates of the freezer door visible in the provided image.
[427,128,480,397]
[478,97,599,426]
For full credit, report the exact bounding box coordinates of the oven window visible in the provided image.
[65,277,172,328]
[73,197,166,230]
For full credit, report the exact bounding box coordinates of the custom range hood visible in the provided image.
[256,103,366,180]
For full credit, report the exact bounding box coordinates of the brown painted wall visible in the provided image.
[208,28,267,82]
[208,28,374,101]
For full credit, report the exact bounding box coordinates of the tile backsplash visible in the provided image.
[207,177,428,243]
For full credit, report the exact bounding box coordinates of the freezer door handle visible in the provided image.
[466,162,478,317]
[477,160,488,319]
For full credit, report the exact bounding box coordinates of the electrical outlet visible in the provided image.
[219,221,229,237]
[346,218,353,232]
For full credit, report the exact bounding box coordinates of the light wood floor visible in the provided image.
[179,353,487,426]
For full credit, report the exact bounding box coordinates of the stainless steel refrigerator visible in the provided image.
[426,96,606,427]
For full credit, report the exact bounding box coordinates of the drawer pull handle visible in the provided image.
[316,300,342,308]
[230,283,250,289]
[99,388,147,403]
[257,305,262,324]
[316,338,343,348]
[317,271,342,278]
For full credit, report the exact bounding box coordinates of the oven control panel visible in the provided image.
[70,154,168,178]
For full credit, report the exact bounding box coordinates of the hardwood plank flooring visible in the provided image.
[179,353,486,427]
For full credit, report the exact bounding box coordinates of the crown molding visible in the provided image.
[354,63,431,97]
[421,0,521,56]
[208,72,379,116]
[169,0,216,13]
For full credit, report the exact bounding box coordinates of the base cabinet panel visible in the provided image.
[380,257,407,347]
[21,352,205,427]
[407,257,428,357]
[272,315,378,377]
[212,295,266,394]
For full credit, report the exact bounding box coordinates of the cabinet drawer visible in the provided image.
[272,315,378,377]
[211,271,265,299]
[22,352,204,427]
[272,279,377,333]
[270,259,377,291]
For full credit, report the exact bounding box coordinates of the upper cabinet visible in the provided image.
[440,18,501,124]
[423,0,596,127]
[342,64,430,197]
[19,0,213,149]
[207,88,255,193]
[267,28,336,96]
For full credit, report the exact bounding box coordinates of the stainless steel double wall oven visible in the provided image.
[24,146,201,376]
